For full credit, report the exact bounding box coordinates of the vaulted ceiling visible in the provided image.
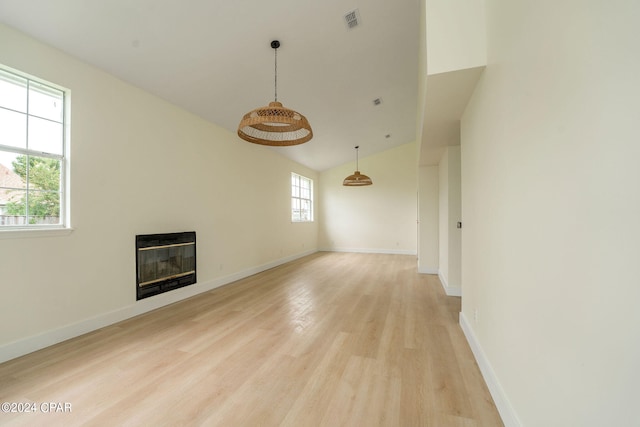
[0,0,421,171]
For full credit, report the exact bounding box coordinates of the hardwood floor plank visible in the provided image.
[0,252,503,426]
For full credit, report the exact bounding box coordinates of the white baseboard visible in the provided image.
[438,271,462,296]
[0,249,317,364]
[418,267,438,274]
[319,247,417,256]
[459,312,522,427]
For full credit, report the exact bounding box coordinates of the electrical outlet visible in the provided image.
[474,308,479,323]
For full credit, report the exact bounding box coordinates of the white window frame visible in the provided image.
[291,172,313,222]
[0,64,70,234]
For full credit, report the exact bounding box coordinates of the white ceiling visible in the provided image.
[0,0,420,172]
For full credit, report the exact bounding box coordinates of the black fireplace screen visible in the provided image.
[136,231,196,300]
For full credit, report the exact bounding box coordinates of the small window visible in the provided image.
[291,173,313,222]
[0,66,68,229]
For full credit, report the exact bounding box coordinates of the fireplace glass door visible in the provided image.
[136,231,196,300]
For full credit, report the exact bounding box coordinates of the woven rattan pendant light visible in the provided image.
[343,146,373,186]
[237,40,313,146]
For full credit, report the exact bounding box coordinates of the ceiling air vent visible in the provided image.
[344,9,361,29]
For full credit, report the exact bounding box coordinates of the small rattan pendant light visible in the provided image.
[237,40,313,146]
[343,146,373,186]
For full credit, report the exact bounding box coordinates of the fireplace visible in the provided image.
[136,231,197,300]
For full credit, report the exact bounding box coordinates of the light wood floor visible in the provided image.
[0,252,503,426]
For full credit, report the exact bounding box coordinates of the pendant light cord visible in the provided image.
[274,46,278,102]
[355,145,359,170]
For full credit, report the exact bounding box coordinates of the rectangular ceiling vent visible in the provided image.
[344,9,361,29]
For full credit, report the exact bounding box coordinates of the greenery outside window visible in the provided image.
[0,66,68,229]
[291,173,313,222]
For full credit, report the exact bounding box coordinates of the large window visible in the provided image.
[291,173,313,222]
[0,66,67,229]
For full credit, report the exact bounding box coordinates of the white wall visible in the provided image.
[417,165,438,273]
[438,149,450,283]
[425,0,486,75]
[417,0,485,283]
[460,1,640,425]
[319,142,417,255]
[0,24,318,362]
[438,146,461,295]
